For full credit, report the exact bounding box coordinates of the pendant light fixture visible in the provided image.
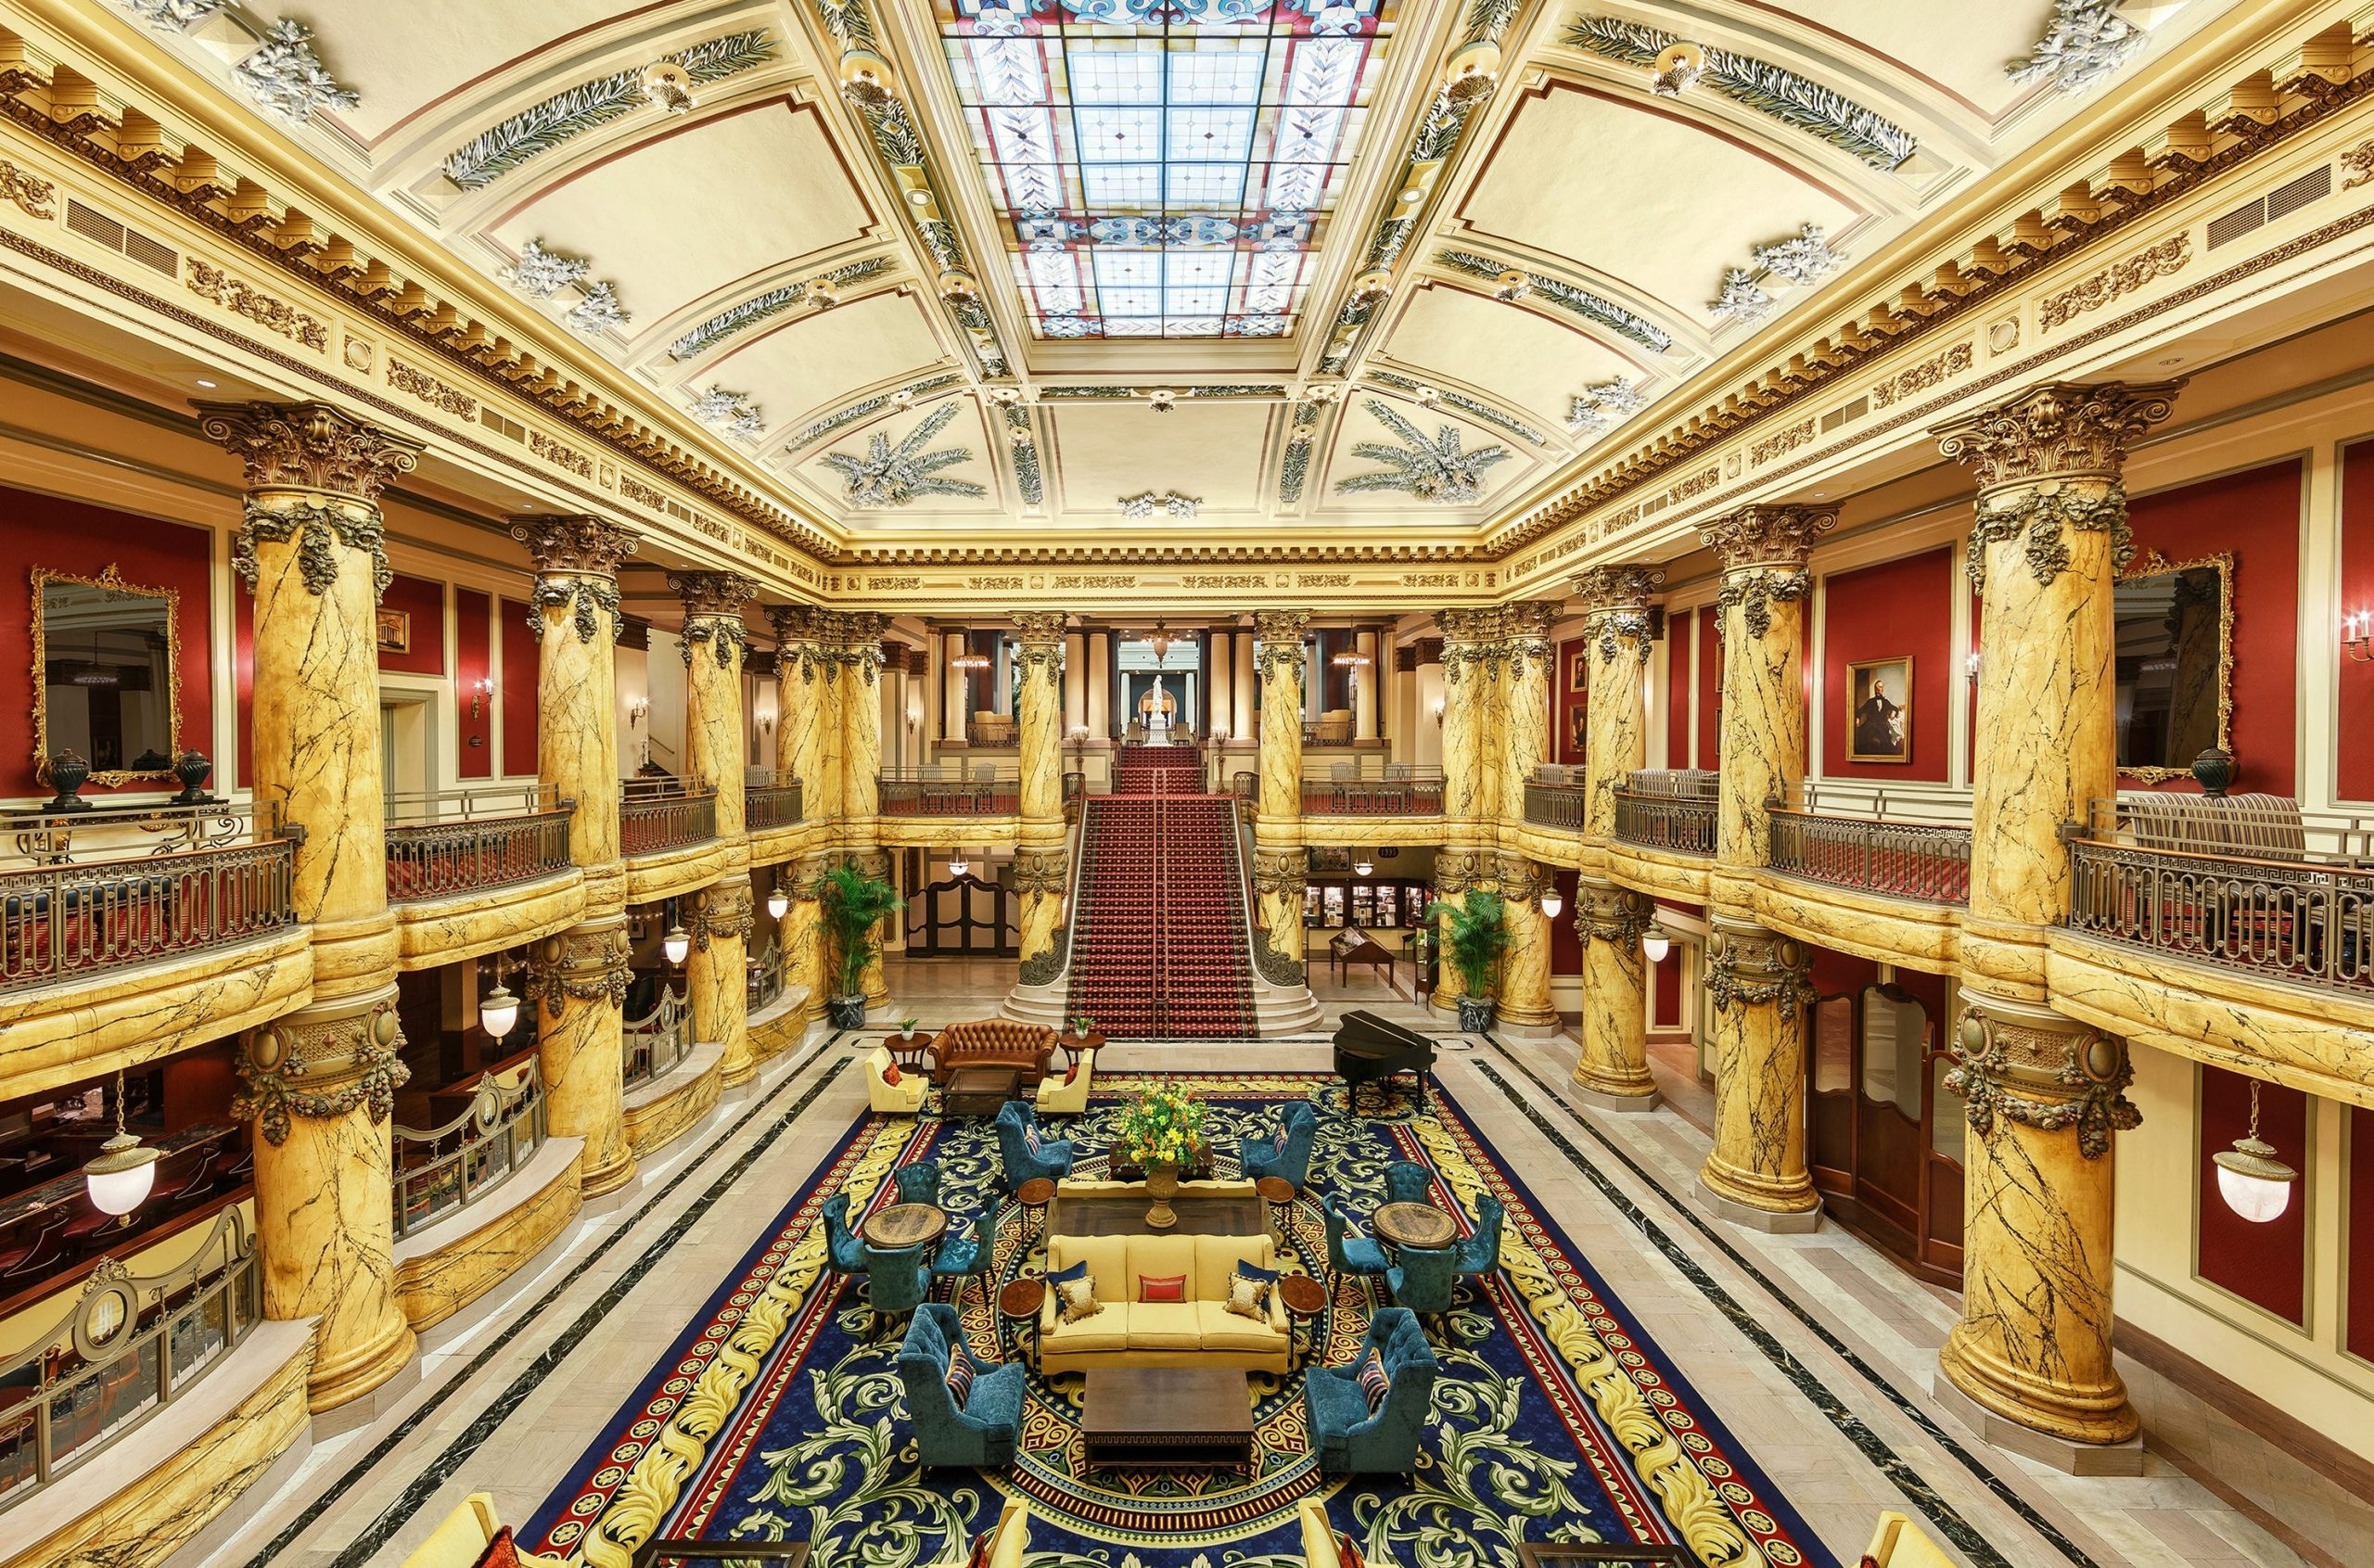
[1353,856,1372,877]
[663,901,691,966]
[949,845,971,877]
[479,976,520,1039]
[1539,886,1564,921]
[1641,925,1671,963]
[766,879,790,921]
[2213,1079,2298,1224]
[83,1069,161,1217]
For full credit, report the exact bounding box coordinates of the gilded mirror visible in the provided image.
[32,565,181,786]
[2114,549,2232,784]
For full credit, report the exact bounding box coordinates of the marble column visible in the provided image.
[1232,633,1255,743]
[1573,567,1665,1107]
[1251,610,1310,984]
[810,614,847,827]
[201,400,421,1412]
[1087,631,1112,740]
[514,516,640,1197]
[1695,504,1834,1227]
[1207,631,1233,742]
[672,571,758,1087]
[1432,610,1500,1015]
[1931,380,2179,1457]
[942,630,968,744]
[1063,630,1088,734]
[1013,612,1069,981]
[1353,631,1379,741]
[1496,855,1556,1031]
[770,606,825,1025]
[1498,603,1556,837]
[838,619,891,1007]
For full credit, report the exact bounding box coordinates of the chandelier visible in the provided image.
[1330,649,1372,668]
[949,651,990,672]
[1142,622,1176,665]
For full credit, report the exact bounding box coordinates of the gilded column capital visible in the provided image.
[235,993,410,1146]
[1949,999,2138,1161]
[1434,848,1494,896]
[669,570,757,669]
[530,922,632,1016]
[1437,606,1506,685]
[1501,600,1559,681]
[1011,610,1070,645]
[197,399,421,504]
[1013,848,1069,893]
[1495,854,1551,904]
[1576,877,1649,944]
[514,516,636,644]
[1701,504,1837,573]
[691,880,755,950]
[1013,614,1066,690]
[1704,921,1815,1020]
[767,605,833,683]
[1252,610,1308,691]
[1933,380,2185,496]
[1573,564,1666,613]
[836,612,893,684]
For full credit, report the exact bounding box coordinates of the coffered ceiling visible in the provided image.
[104,0,2237,543]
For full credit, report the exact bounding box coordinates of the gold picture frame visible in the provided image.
[1567,648,1589,694]
[375,606,411,655]
[31,563,183,787]
[1844,657,1912,764]
[2116,548,2235,784]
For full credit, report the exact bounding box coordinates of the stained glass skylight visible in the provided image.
[936,0,1401,339]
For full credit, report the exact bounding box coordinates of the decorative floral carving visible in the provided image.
[1948,1006,2138,1160]
[232,19,360,127]
[1012,848,1068,895]
[1018,925,1068,986]
[687,384,765,441]
[1249,850,1308,902]
[528,573,622,644]
[1251,924,1306,988]
[1336,397,1511,506]
[0,159,57,220]
[124,0,230,26]
[1252,610,1310,694]
[1869,341,1973,409]
[1567,376,1647,436]
[1700,504,1837,571]
[512,516,640,578]
[1716,567,1811,641]
[2009,0,2147,96]
[1934,379,2183,495]
[1118,490,1200,519]
[822,401,986,508]
[1751,223,1842,287]
[1709,266,1774,327]
[2039,233,2189,330]
[198,400,421,502]
[2345,139,2374,192]
[692,882,755,950]
[1367,370,1548,446]
[1436,251,1671,352]
[565,279,630,337]
[1964,487,2133,595]
[501,237,590,300]
[670,260,893,361]
[387,357,476,417]
[185,260,329,351]
[1576,879,1648,946]
[1703,925,1814,1020]
[235,1001,409,1146]
[232,499,392,602]
[531,923,632,1016]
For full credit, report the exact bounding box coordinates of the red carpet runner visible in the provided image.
[1066,748,1255,1039]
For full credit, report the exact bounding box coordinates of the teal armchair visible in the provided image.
[995,1101,1075,1191]
[1383,1160,1433,1207]
[1387,1243,1460,1331]
[899,1304,1024,1469]
[893,1162,943,1207]
[932,1206,999,1306]
[1241,1103,1318,1189]
[1321,1195,1389,1284]
[822,1192,868,1294]
[863,1238,933,1337]
[1304,1307,1438,1474]
[1452,1194,1503,1298]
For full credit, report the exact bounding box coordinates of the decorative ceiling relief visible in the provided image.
[1566,375,1646,436]
[688,386,766,441]
[1002,404,1045,505]
[1564,17,1917,172]
[787,373,972,452]
[667,260,892,361]
[120,4,359,128]
[564,282,630,336]
[1711,223,1843,329]
[1119,490,1200,518]
[1335,397,1510,504]
[500,237,590,299]
[1435,251,1671,352]
[1368,370,1546,445]
[2011,2,2149,95]
[1279,397,1327,504]
[441,32,778,191]
[822,401,987,507]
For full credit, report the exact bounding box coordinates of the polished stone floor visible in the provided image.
[191,958,2373,1568]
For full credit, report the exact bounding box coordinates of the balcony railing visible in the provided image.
[1768,799,1972,905]
[624,984,693,1089]
[1612,770,1717,858]
[747,943,785,1013]
[966,715,1017,746]
[619,782,717,856]
[1522,782,1590,834]
[0,1208,260,1508]
[391,1056,546,1237]
[746,782,804,831]
[1302,716,1356,746]
[1300,768,1444,815]
[385,784,572,903]
[2067,797,2374,991]
[878,768,1020,816]
[1,806,298,991]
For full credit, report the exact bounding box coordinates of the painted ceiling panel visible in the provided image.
[1768,2,2074,121]
[1047,401,1273,511]
[710,289,950,433]
[1383,285,1643,434]
[289,0,625,143]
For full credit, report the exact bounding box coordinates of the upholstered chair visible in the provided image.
[1321,1195,1389,1284]
[1452,1193,1504,1298]
[1386,1243,1460,1332]
[897,1304,1025,1470]
[1302,1307,1438,1473]
[994,1100,1076,1191]
[1240,1102,1318,1190]
[893,1162,943,1207]
[822,1193,868,1295]
[864,1047,927,1115]
[1383,1160,1433,1207]
[863,1239,933,1336]
[1034,1050,1094,1116]
[931,1206,999,1306]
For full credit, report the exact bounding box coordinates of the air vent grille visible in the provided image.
[2208,198,2268,249]
[2266,163,2330,222]
[62,198,178,275]
[1642,494,1670,516]
[1820,396,1869,433]
[479,406,528,443]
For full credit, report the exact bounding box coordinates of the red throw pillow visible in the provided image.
[472,1527,521,1568]
[883,1062,901,1086]
[1336,1533,1367,1568]
[1065,1062,1080,1086]
[1139,1273,1187,1304]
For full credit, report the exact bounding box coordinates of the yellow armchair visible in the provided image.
[936,1498,1029,1568]
[1298,1501,1345,1564]
[1035,1049,1093,1115]
[401,1494,568,1568]
[1864,1511,1956,1567]
[866,1046,928,1115]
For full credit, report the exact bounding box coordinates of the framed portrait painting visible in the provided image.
[375,607,411,655]
[1567,648,1589,694]
[1845,657,1911,764]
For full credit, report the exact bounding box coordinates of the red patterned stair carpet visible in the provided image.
[1064,782,1256,1039]
[1110,741,1204,796]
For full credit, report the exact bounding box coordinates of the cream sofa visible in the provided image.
[865,1046,928,1114]
[1034,1048,1095,1114]
[1037,1230,1292,1373]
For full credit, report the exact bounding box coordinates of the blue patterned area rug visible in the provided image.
[524,1072,1837,1567]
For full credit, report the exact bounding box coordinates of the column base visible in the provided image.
[580,1164,646,1217]
[1495,1015,1563,1042]
[1930,1370,2144,1476]
[1571,1079,1662,1114]
[1693,1175,1823,1233]
[578,1143,637,1201]
[307,1329,421,1429]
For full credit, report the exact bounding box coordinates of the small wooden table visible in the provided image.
[884,1030,935,1072]
[1014,1176,1055,1243]
[1278,1271,1327,1358]
[1254,1174,1297,1236]
[861,1203,948,1250]
[998,1277,1044,1357]
[1372,1202,1458,1251]
[1055,1029,1105,1069]
[945,1065,1021,1117]
[1080,1367,1256,1470]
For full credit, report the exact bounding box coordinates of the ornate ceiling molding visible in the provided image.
[1366,370,1548,447]
[1434,250,1673,352]
[667,259,892,362]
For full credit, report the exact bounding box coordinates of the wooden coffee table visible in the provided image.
[1372,1202,1458,1251]
[945,1065,1021,1116]
[1080,1367,1255,1470]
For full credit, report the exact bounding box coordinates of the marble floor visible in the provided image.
[190,959,2374,1568]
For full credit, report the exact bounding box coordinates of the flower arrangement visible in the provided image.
[1072,1013,1096,1036]
[899,1017,920,1040]
[1114,1081,1207,1173]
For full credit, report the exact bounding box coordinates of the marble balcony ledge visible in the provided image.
[1300,817,1452,849]
[392,870,584,973]
[392,1136,584,1333]
[622,838,732,906]
[0,926,313,1102]
[1602,843,1716,904]
[1751,873,1962,975]
[748,986,815,1062]
[621,1039,726,1157]
[874,816,1020,848]
[0,1316,314,1568]
[746,821,833,870]
[1502,822,1588,864]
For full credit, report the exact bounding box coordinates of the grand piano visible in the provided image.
[1333,1009,1437,1115]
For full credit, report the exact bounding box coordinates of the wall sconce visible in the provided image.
[1431,698,1446,726]
[2214,1078,2298,1223]
[2345,612,2374,664]
[471,677,493,721]
[758,713,775,737]
[627,695,651,724]
[908,707,925,731]
[1964,650,1982,682]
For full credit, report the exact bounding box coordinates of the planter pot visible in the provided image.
[1456,996,1496,1034]
[826,994,869,1029]
[172,750,217,805]
[1142,1163,1181,1230]
[44,750,90,813]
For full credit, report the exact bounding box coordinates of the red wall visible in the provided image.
[235,589,252,788]
[1666,607,1693,766]
[1696,610,1722,768]
[1821,548,1953,782]
[1556,636,1589,764]
[500,597,539,777]
[2351,1105,2374,1360]
[377,572,445,677]
[2197,1064,2309,1326]
[457,587,492,780]
[2127,460,2302,795]
[2339,440,2374,801]
[0,488,216,798]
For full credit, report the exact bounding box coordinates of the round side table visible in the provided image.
[999,1277,1045,1361]
[1015,1176,1056,1247]
[1372,1202,1458,1251]
[1279,1271,1327,1361]
[862,1202,949,1251]
[1254,1175,1297,1241]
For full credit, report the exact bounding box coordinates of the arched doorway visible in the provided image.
[906,872,1017,957]
[1807,981,1966,1284]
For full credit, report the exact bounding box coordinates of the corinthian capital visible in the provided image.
[1701,504,1838,572]
[1011,610,1070,645]
[198,400,421,504]
[668,569,759,619]
[1435,606,1501,645]
[1573,565,1666,613]
[1501,599,1560,642]
[1251,609,1309,647]
[510,515,639,578]
[1934,379,2184,496]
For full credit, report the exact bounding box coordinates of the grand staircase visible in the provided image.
[1065,749,1256,1039]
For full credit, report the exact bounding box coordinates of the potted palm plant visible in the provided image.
[815,861,899,1030]
[1442,891,1509,1034]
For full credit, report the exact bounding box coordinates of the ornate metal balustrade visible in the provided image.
[1768,794,1972,905]
[747,943,785,1012]
[1611,770,1717,857]
[1300,769,1444,815]
[877,768,1021,817]
[745,782,804,831]
[0,823,298,991]
[966,715,1017,746]
[390,1058,546,1237]
[384,784,572,903]
[0,1208,260,1507]
[623,984,693,1089]
[619,782,718,856]
[2066,797,2374,990]
[1522,782,1589,834]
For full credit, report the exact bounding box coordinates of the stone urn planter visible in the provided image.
[1456,995,1497,1034]
[1142,1163,1181,1230]
[827,994,869,1029]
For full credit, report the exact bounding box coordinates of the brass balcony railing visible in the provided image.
[747,942,785,1012]
[2067,797,2374,990]
[878,768,1020,816]
[391,1057,546,1237]
[384,784,572,903]
[619,782,717,856]
[1768,791,1972,905]
[623,984,693,1089]
[966,715,1017,746]
[1522,782,1589,834]
[1612,770,1717,857]
[1300,769,1444,815]
[746,782,804,831]
[0,1208,260,1507]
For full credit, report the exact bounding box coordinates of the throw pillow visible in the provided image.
[1065,1061,1080,1086]
[1055,1276,1102,1323]
[1336,1532,1368,1568]
[470,1528,521,1568]
[945,1345,976,1407]
[883,1061,901,1086]
[1355,1347,1390,1414]
[1271,1122,1291,1157]
[1230,1260,1278,1317]
[1023,1122,1043,1158]
[965,1528,994,1568]
[1224,1272,1268,1320]
[1138,1273,1187,1304]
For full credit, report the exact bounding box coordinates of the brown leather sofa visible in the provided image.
[926,1019,1056,1087]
